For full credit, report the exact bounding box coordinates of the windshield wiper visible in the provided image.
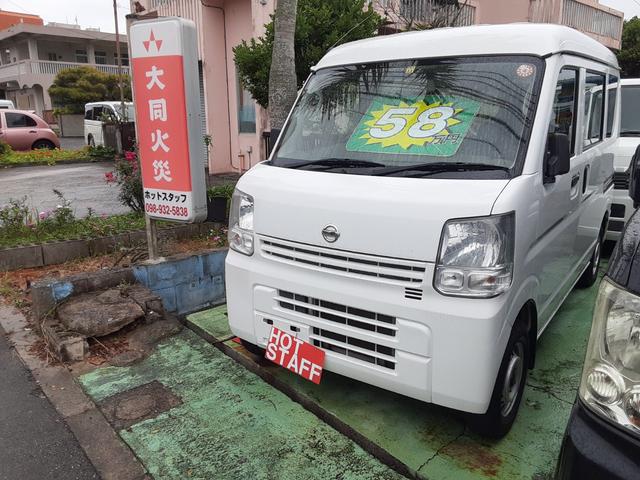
[372,162,511,177]
[285,158,385,170]
[620,130,640,137]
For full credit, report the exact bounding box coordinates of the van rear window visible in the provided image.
[271,56,543,177]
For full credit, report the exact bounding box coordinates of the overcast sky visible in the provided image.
[1,0,640,33]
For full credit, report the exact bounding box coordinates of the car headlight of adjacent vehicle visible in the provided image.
[228,189,254,256]
[580,278,640,435]
[434,213,515,298]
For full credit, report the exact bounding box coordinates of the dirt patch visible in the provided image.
[441,439,503,477]
[99,380,183,430]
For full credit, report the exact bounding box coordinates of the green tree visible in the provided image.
[48,66,132,114]
[269,0,298,130]
[234,0,382,109]
[618,16,640,78]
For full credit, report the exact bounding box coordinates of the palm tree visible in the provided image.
[268,0,298,130]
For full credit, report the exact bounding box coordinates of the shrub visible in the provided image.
[207,183,235,200]
[106,151,144,213]
[88,145,116,159]
[0,197,30,234]
[0,140,13,156]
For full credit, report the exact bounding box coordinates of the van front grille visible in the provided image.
[277,290,397,337]
[311,327,396,370]
[260,236,426,286]
[613,171,630,190]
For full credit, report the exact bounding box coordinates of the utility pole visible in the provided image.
[113,0,127,121]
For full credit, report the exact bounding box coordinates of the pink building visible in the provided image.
[131,0,623,175]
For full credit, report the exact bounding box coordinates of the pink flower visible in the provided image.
[124,151,136,161]
[212,236,221,242]
[104,171,115,183]
[38,211,48,220]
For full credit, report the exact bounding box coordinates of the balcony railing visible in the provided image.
[0,60,129,81]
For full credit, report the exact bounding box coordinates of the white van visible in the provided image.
[225,24,618,437]
[0,99,15,109]
[84,101,135,146]
[605,79,640,240]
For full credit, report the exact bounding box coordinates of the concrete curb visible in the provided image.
[184,317,420,480]
[0,222,222,272]
[0,304,149,480]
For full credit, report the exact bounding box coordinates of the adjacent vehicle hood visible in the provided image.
[237,163,510,262]
[609,137,640,171]
[608,208,640,295]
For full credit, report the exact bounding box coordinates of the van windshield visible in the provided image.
[270,56,543,177]
[621,85,640,137]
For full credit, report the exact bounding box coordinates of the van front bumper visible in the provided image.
[225,245,512,414]
[556,399,640,480]
[606,189,634,242]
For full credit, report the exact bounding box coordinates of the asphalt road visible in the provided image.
[0,162,131,217]
[0,330,98,480]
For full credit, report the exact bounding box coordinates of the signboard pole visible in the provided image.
[145,216,159,260]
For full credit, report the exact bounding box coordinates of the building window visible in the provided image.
[115,52,129,66]
[95,51,107,64]
[75,49,88,63]
[47,52,57,61]
[237,74,256,133]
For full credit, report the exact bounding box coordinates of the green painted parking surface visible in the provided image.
[189,273,603,479]
[78,330,403,480]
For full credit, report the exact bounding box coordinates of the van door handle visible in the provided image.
[582,165,590,194]
[28,130,37,133]
[571,173,580,187]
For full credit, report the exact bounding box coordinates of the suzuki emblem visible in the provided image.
[321,225,340,243]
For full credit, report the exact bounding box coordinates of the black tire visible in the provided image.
[468,319,530,438]
[31,139,55,150]
[576,229,603,288]
[240,339,266,357]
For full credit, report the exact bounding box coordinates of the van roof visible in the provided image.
[314,23,619,70]
[85,101,133,109]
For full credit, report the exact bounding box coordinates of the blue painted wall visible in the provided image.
[133,249,227,315]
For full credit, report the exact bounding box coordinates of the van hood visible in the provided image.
[610,137,640,171]
[237,164,509,262]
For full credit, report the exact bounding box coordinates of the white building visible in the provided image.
[0,22,129,116]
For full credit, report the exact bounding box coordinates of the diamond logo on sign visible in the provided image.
[346,96,480,157]
[143,30,163,53]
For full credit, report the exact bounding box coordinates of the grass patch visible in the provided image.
[0,145,115,167]
[0,212,146,248]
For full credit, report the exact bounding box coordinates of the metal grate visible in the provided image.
[277,290,397,337]
[311,327,396,370]
[613,171,630,190]
[261,237,426,286]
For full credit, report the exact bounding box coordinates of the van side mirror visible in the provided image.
[630,144,640,209]
[544,133,570,184]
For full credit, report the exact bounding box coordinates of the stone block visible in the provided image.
[85,268,135,291]
[42,239,90,266]
[88,236,118,256]
[0,244,43,271]
[127,230,147,246]
[127,284,164,314]
[42,317,88,362]
[31,279,58,320]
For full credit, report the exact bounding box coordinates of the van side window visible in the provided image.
[550,68,578,156]
[583,71,605,148]
[92,106,104,121]
[606,74,618,137]
[84,109,93,120]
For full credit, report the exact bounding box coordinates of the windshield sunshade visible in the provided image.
[271,56,543,177]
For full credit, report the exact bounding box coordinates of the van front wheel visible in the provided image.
[468,320,530,438]
[576,233,602,289]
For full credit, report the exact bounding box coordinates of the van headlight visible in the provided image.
[228,189,254,256]
[579,278,640,434]
[434,213,514,298]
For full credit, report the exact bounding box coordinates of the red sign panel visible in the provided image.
[130,18,206,222]
[265,327,325,384]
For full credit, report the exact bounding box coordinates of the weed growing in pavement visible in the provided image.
[207,226,228,248]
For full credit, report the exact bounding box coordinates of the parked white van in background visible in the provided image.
[84,101,135,147]
[605,78,640,240]
[0,99,15,109]
[225,24,618,437]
